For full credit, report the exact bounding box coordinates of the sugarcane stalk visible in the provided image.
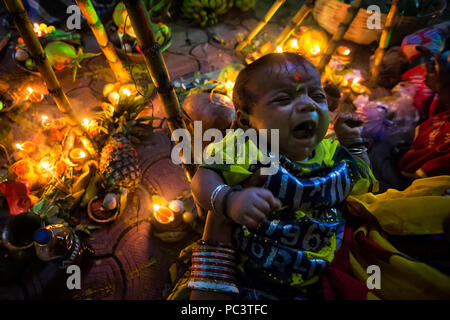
[235,0,286,52]
[75,0,131,83]
[270,0,314,52]
[317,0,362,74]
[122,0,196,180]
[369,0,400,87]
[3,0,98,155]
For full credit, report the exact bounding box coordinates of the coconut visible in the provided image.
[103,193,119,211]
[15,49,29,62]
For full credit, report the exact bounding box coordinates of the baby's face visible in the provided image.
[245,62,329,161]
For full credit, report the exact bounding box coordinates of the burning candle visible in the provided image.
[276,45,283,53]
[32,23,53,37]
[39,157,54,172]
[122,88,131,96]
[153,204,175,224]
[16,141,36,154]
[337,46,351,56]
[350,78,366,94]
[310,45,321,56]
[69,148,87,163]
[26,87,44,103]
[41,115,50,127]
[291,39,299,50]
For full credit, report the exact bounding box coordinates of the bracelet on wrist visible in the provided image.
[222,185,243,219]
[210,184,229,215]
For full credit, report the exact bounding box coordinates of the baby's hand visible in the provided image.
[227,187,280,230]
[334,113,364,147]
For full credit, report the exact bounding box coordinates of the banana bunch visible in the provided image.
[234,0,255,12]
[182,0,233,27]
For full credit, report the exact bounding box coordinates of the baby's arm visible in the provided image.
[189,167,280,300]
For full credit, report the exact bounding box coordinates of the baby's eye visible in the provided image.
[270,94,292,105]
[309,91,326,102]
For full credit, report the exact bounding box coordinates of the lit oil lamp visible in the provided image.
[16,141,36,154]
[350,78,368,95]
[69,148,87,164]
[39,157,54,172]
[153,204,175,224]
[122,88,131,97]
[26,87,44,103]
[335,45,352,65]
[290,39,299,50]
[32,23,54,37]
[82,118,98,136]
[151,201,188,242]
[41,115,51,127]
[310,45,321,56]
[276,45,283,53]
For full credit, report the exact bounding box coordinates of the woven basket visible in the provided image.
[313,0,420,45]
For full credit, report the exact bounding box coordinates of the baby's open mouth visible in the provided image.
[293,120,316,139]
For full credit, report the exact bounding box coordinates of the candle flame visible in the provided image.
[41,115,50,127]
[16,143,23,150]
[27,87,33,93]
[79,151,86,158]
[276,46,283,53]
[40,158,53,171]
[291,39,298,49]
[310,45,321,55]
[123,88,131,96]
[344,49,351,55]
[82,118,97,133]
[152,204,175,224]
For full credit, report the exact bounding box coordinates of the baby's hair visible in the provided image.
[232,53,318,114]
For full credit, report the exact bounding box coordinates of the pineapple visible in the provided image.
[96,84,157,191]
[99,133,141,190]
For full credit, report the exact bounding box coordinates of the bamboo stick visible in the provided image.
[122,0,196,180]
[235,0,286,52]
[3,0,97,155]
[369,0,399,87]
[317,0,362,74]
[270,0,314,52]
[75,0,131,83]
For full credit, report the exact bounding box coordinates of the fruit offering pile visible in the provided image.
[112,2,172,54]
[181,0,256,27]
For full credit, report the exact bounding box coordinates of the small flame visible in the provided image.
[27,87,33,93]
[276,46,283,53]
[41,115,50,127]
[123,88,131,96]
[352,77,361,85]
[152,204,175,224]
[79,151,86,158]
[40,157,53,171]
[344,49,351,55]
[291,39,298,49]
[16,143,23,150]
[310,45,321,55]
